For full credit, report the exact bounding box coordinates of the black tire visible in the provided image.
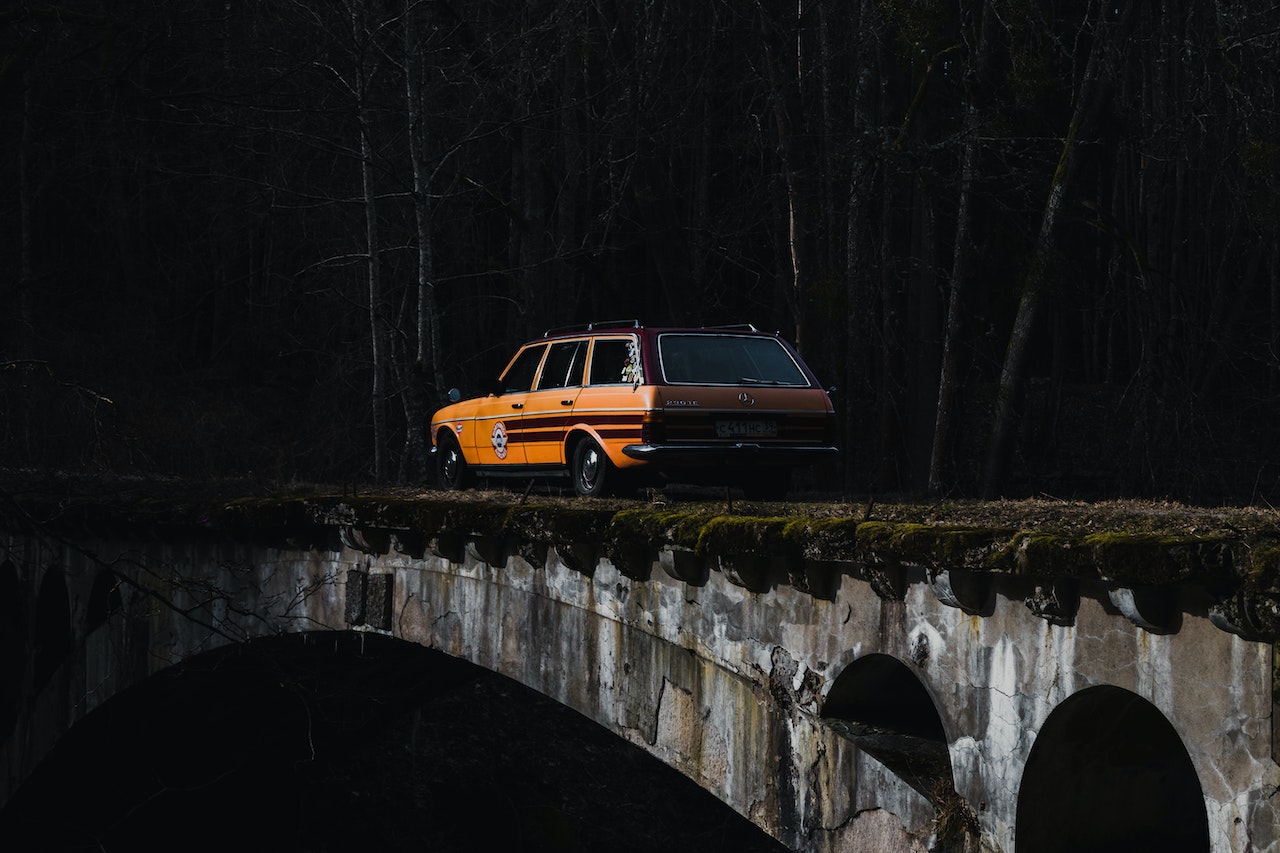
[437,432,473,491]
[571,438,613,497]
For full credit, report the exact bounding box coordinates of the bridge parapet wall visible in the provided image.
[2,492,1279,851]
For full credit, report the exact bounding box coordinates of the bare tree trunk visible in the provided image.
[398,0,441,484]
[909,175,941,488]
[929,0,994,496]
[982,1,1131,497]
[555,1,584,321]
[1270,239,1280,462]
[878,175,904,492]
[1272,240,1280,404]
[842,0,880,494]
[353,1,387,482]
[817,1,837,277]
[844,167,873,494]
[16,72,34,361]
[756,0,810,352]
[689,94,711,306]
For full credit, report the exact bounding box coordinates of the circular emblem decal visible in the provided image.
[491,421,508,459]
[738,391,756,407]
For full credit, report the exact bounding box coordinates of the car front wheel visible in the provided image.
[572,438,613,497]
[438,433,472,491]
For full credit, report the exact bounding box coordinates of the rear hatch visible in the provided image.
[652,332,834,446]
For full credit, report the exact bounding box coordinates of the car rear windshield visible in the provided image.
[658,334,810,386]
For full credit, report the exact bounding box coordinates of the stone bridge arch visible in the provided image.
[0,524,839,850]
[1017,684,1210,852]
[0,560,20,737]
[33,565,70,691]
[4,629,790,850]
[821,653,952,799]
[3,494,1280,852]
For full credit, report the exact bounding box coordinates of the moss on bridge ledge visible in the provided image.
[6,473,1280,639]
[308,497,1255,590]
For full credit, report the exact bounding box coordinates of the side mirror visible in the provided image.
[482,378,503,397]
[447,388,462,403]
[826,385,838,396]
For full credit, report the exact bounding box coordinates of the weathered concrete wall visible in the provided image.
[2,511,1278,852]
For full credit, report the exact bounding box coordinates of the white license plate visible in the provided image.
[716,419,777,439]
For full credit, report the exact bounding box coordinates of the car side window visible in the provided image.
[588,338,641,385]
[501,344,547,393]
[537,340,586,390]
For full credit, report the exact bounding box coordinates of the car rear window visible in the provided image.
[658,334,809,386]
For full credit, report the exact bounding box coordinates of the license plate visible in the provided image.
[716,419,777,439]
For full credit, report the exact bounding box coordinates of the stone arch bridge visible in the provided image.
[2,486,1280,851]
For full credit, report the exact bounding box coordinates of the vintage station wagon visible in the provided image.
[429,321,838,498]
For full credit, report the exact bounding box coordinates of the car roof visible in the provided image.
[538,321,780,342]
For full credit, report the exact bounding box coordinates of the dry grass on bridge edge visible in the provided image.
[6,466,1280,540]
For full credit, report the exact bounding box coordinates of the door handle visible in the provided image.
[561,400,573,406]
[511,402,523,409]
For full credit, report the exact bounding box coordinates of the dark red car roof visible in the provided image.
[540,321,778,341]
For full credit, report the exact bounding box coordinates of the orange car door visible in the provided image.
[472,343,546,466]
[520,339,587,465]
[570,335,647,462]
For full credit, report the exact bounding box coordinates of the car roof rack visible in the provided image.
[700,323,760,332]
[543,319,642,336]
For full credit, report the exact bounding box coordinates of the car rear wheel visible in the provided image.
[438,433,472,491]
[572,438,613,497]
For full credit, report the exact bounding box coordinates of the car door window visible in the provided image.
[588,337,641,385]
[501,344,547,393]
[537,340,586,390]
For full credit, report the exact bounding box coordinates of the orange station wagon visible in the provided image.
[429,321,838,498]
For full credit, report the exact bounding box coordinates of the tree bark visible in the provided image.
[353,0,387,482]
[756,0,811,352]
[16,72,34,361]
[842,0,880,494]
[929,0,994,496]
[398,0,440,484]
[982,2,1131,497]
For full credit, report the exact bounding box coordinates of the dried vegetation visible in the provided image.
[6,469,1280,627]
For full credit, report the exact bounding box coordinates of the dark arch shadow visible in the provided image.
[821,653,952,802]
[0,632,788,852]
[86,569,122,631]
[1017,685,1209,853]
[0,561,22,738]
[33,566,69,690]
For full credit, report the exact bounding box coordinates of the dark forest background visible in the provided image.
[2,0,1279,503]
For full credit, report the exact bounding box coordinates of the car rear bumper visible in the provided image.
[621,443,839,465]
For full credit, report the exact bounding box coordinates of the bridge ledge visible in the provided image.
[8,486,1271,640]
[257,496,1280,641]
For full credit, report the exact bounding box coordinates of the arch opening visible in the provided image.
[821,653,953,802]
[86,570,122,631]
[1,632,789,852]
[1,561,22,738]
[33,566,69,690]
[1016,685,1209,853]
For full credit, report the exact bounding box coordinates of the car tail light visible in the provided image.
[641,410,665,444]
